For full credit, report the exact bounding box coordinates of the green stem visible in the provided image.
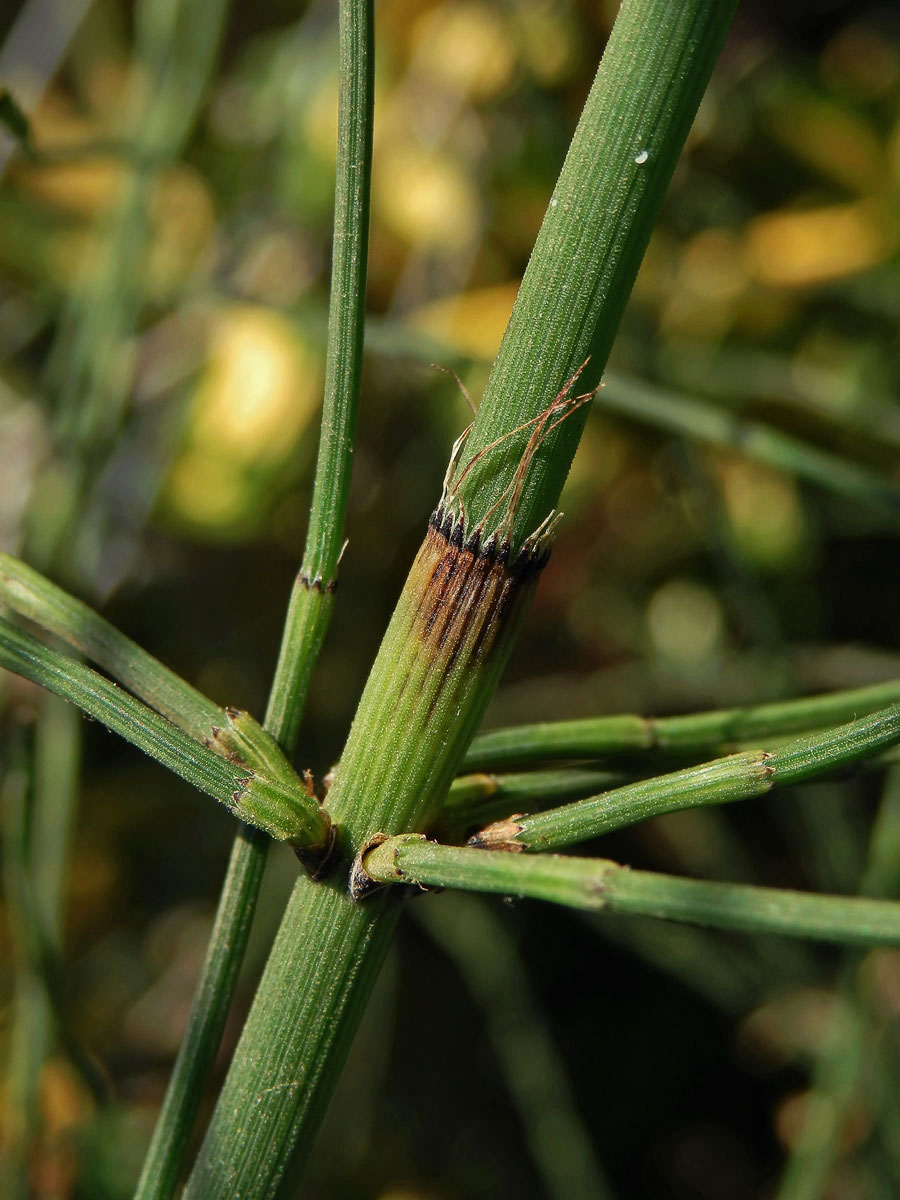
[132,824,269,1200]
[472,702,900,852]
[361,837,900,948]
[463,679,900,771]
[266,0,375,749]
[453,3,738,550]
[135,5,376,1196]
[0,552,223,740]
[0,617,329,848]
[599,371,900,518]
[185,6,737,1196]
[0,733,43,1200]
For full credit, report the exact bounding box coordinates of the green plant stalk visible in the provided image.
[463,679,900,771]
[362,837,900,948]
[187,511,542,1198]
[3,5,232,1174]
[184,5,737,1195]
[472,702,900,852]
[418,894,615,1200]
[0,555,319,813]
[133,822,269,1200]
[0,617,329,848]
[598,371,900,517]
[0,700,108,1105]
[136,5,376,1196]
[0,552,223,738]
[435,766,629,842]
[452,3,738,548]
[266,0,374,750]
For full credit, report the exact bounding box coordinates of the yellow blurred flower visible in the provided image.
[646,578,724,665]
[146,166,216,293]
[406,281,518,358]
[164,306,320,531]
[717,459,807,569]
[192,307,318,464]
[744,200,894,288]
[375,145,480,252]
[409,3,515,100]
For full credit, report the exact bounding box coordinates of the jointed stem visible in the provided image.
[472,702,900,852]
[0,617,330,846]
[361,837,900,948]
[463,679,900,772]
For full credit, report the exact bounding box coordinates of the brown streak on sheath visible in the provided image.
[422,530,462,636]
[434,544,488,658]
[411,513,548,668]
[425,538,479,645]
[428,539,491,658]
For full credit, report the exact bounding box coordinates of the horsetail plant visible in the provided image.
[182,3,740,1196]
[6,1,900,1197]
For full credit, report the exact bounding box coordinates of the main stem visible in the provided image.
[185,4,737,1196]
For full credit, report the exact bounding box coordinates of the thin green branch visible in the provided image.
[133,824,269,1200]
[266,0,375,748]
[472,702,900,852]
[0,736,44,1200]
[360,837,900,948]
[137,5,376,1197]
[776,770,900,1200]
[598,371,900,519]
[0,617,330,848]
[0,552,223,739]
[463,679,900,772]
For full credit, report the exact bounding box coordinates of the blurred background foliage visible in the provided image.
[1,0,900,1197]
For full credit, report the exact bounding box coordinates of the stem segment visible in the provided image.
[362,837,900,948]
[463,679,900,771]
[0,617,330,848]
[266,0,375,749]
